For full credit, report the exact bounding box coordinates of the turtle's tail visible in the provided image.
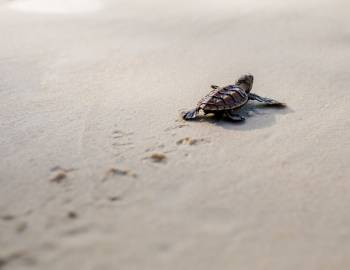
[182,108,199,120]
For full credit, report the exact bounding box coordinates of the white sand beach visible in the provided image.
[1,0,350,269]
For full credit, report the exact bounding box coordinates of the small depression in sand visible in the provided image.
[9,0,102,14]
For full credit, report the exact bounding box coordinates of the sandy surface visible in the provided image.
[1,0,350,269]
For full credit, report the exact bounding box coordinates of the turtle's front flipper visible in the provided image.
[225,110,245,121]
[249,93,285,106]
[182,108,200,120]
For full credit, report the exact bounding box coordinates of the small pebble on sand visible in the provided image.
[1,214,15,221]
[149,153,167,163]
[109,196,122,202]
[176,137,208,145]
[103,168,137,181]
[50,172,67,183]
[67,211,78,219]
[16,222,28,233]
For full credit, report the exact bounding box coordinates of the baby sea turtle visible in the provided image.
[182,74,285,121]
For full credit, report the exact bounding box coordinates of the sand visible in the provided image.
[1,0,350,269]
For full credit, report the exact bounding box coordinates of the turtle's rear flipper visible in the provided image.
[225,110,245,121]
[182,108,199,120]
[249,93,286,107]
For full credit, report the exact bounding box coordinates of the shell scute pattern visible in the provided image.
[198,85,248,111]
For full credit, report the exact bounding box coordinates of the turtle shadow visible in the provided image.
[186,103,293,131]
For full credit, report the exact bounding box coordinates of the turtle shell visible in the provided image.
[198,85,248,111]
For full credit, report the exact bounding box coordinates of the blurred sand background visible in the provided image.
[1,0,350,269]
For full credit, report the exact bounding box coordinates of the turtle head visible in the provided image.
[236,74,254,93]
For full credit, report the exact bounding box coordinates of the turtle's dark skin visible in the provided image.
[182,74,285,121]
